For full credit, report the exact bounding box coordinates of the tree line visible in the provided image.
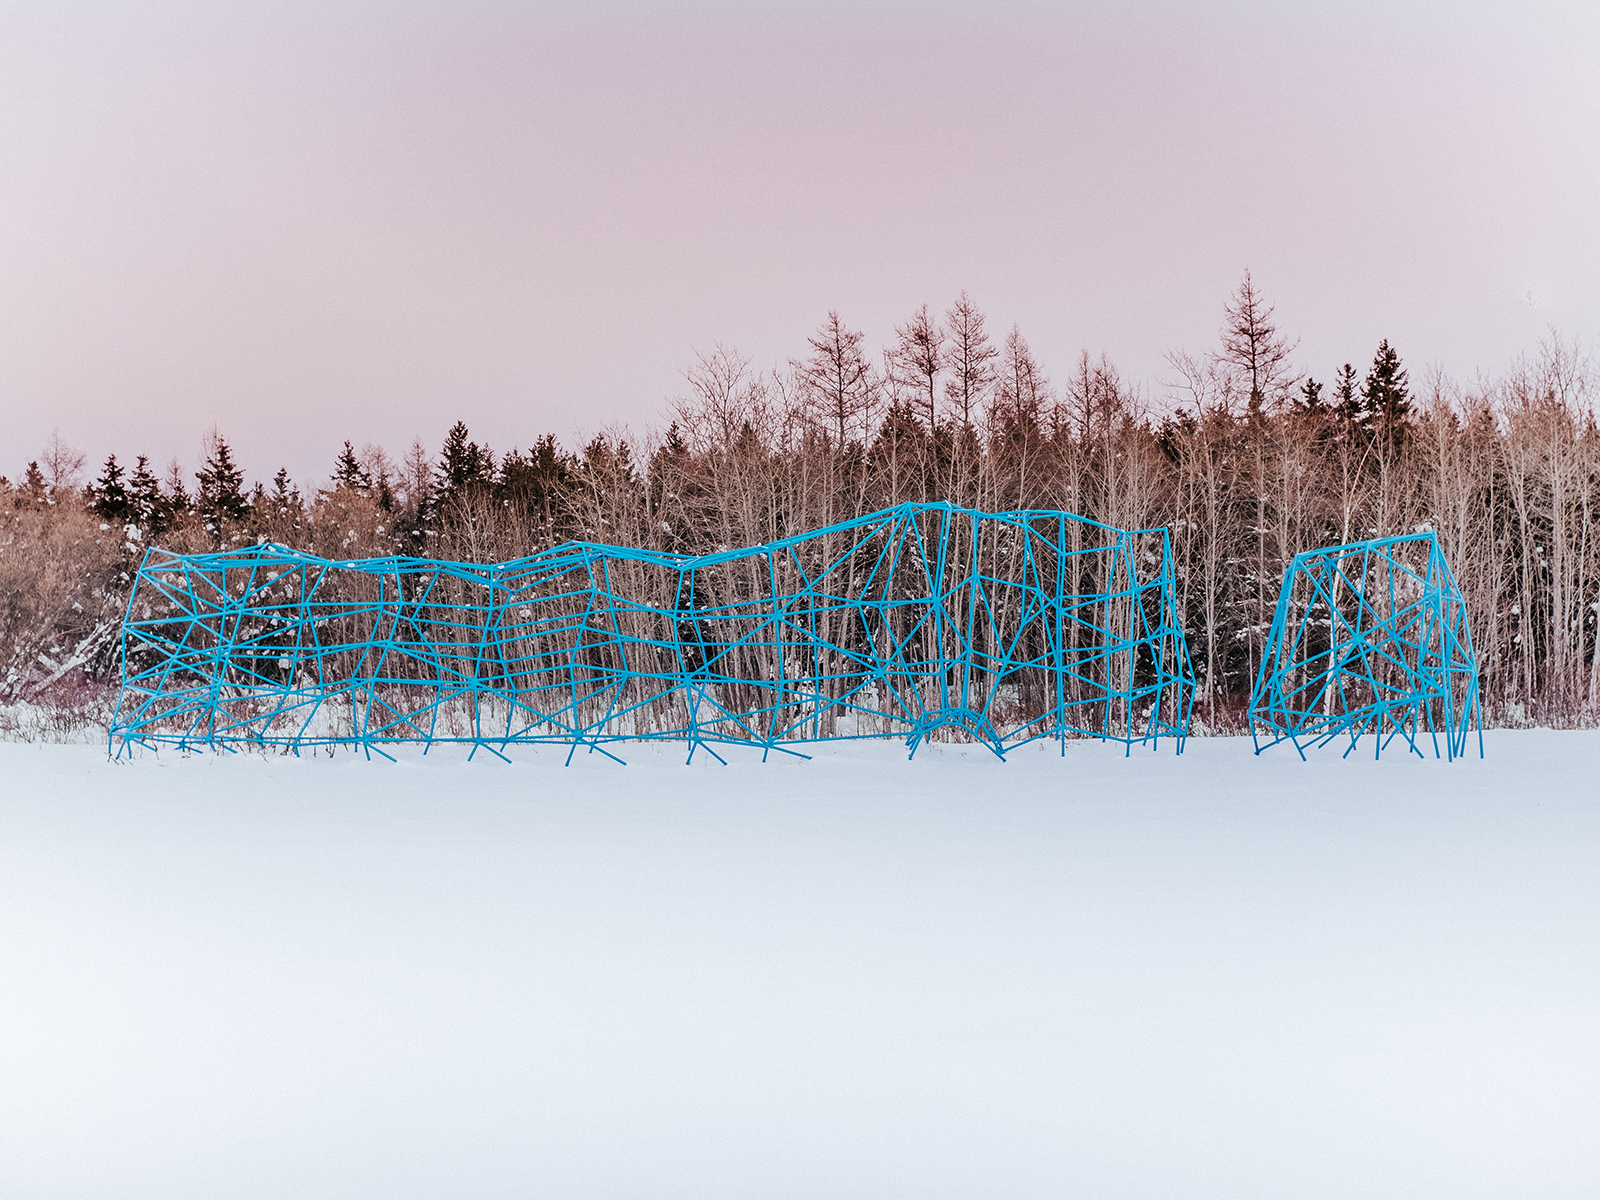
[3,274,1597,730]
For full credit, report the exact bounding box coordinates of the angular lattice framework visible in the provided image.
[1249,532,1482,760]
[111,502,1194,762]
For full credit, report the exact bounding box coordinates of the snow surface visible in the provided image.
[1,731,1597,1199]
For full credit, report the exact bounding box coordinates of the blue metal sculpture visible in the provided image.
[111,502,1193,762]
[1249,532,1481,760]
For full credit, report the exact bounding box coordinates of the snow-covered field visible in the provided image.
[1,732,1596,1199]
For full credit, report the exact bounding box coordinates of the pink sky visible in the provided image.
[2,1,1597,489]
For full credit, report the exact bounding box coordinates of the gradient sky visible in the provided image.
[3,1,1597,489]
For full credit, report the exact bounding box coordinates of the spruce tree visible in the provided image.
[129,456,164,531]
[498,434,572,522]
[1363,340,1411,459]
[196,435,248,529]
[270,467,299,509]
[1332,364,1363,432]
[90,454,133,523]
[867,399,933,500]
[658,421,689,461]
[164,460,192,519]
[22,461,46,504]
[266,468,303,537]
[332,441,372,491]
[434,421,494,509]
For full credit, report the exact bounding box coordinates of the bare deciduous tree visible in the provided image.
[41,430,87,497]
[796,312,878,451]
[943,292,997,429]
[889,304,944,431]
[1216,269,1299,413]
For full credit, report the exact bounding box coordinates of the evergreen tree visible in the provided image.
[196,434,248,529]
[658,421,689,462]
[90,454,133,523]
[1154,408,1198,463]
[165,459,192,518]
[498,434,572,526]
[434,421,495,509]
[646,424,693,544]
[264,468,304,538]
[1297,377,1325,412]
[1363,339,1411,458]
[867,399,933,499]
[270,467,300,509]
[401,438,433,513]
[332,441,372,491]
[22,461,46,504]
[129,456,164,531]
[1332,363,1363,431]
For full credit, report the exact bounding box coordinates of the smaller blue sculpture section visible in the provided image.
[1249,532,1481,760]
